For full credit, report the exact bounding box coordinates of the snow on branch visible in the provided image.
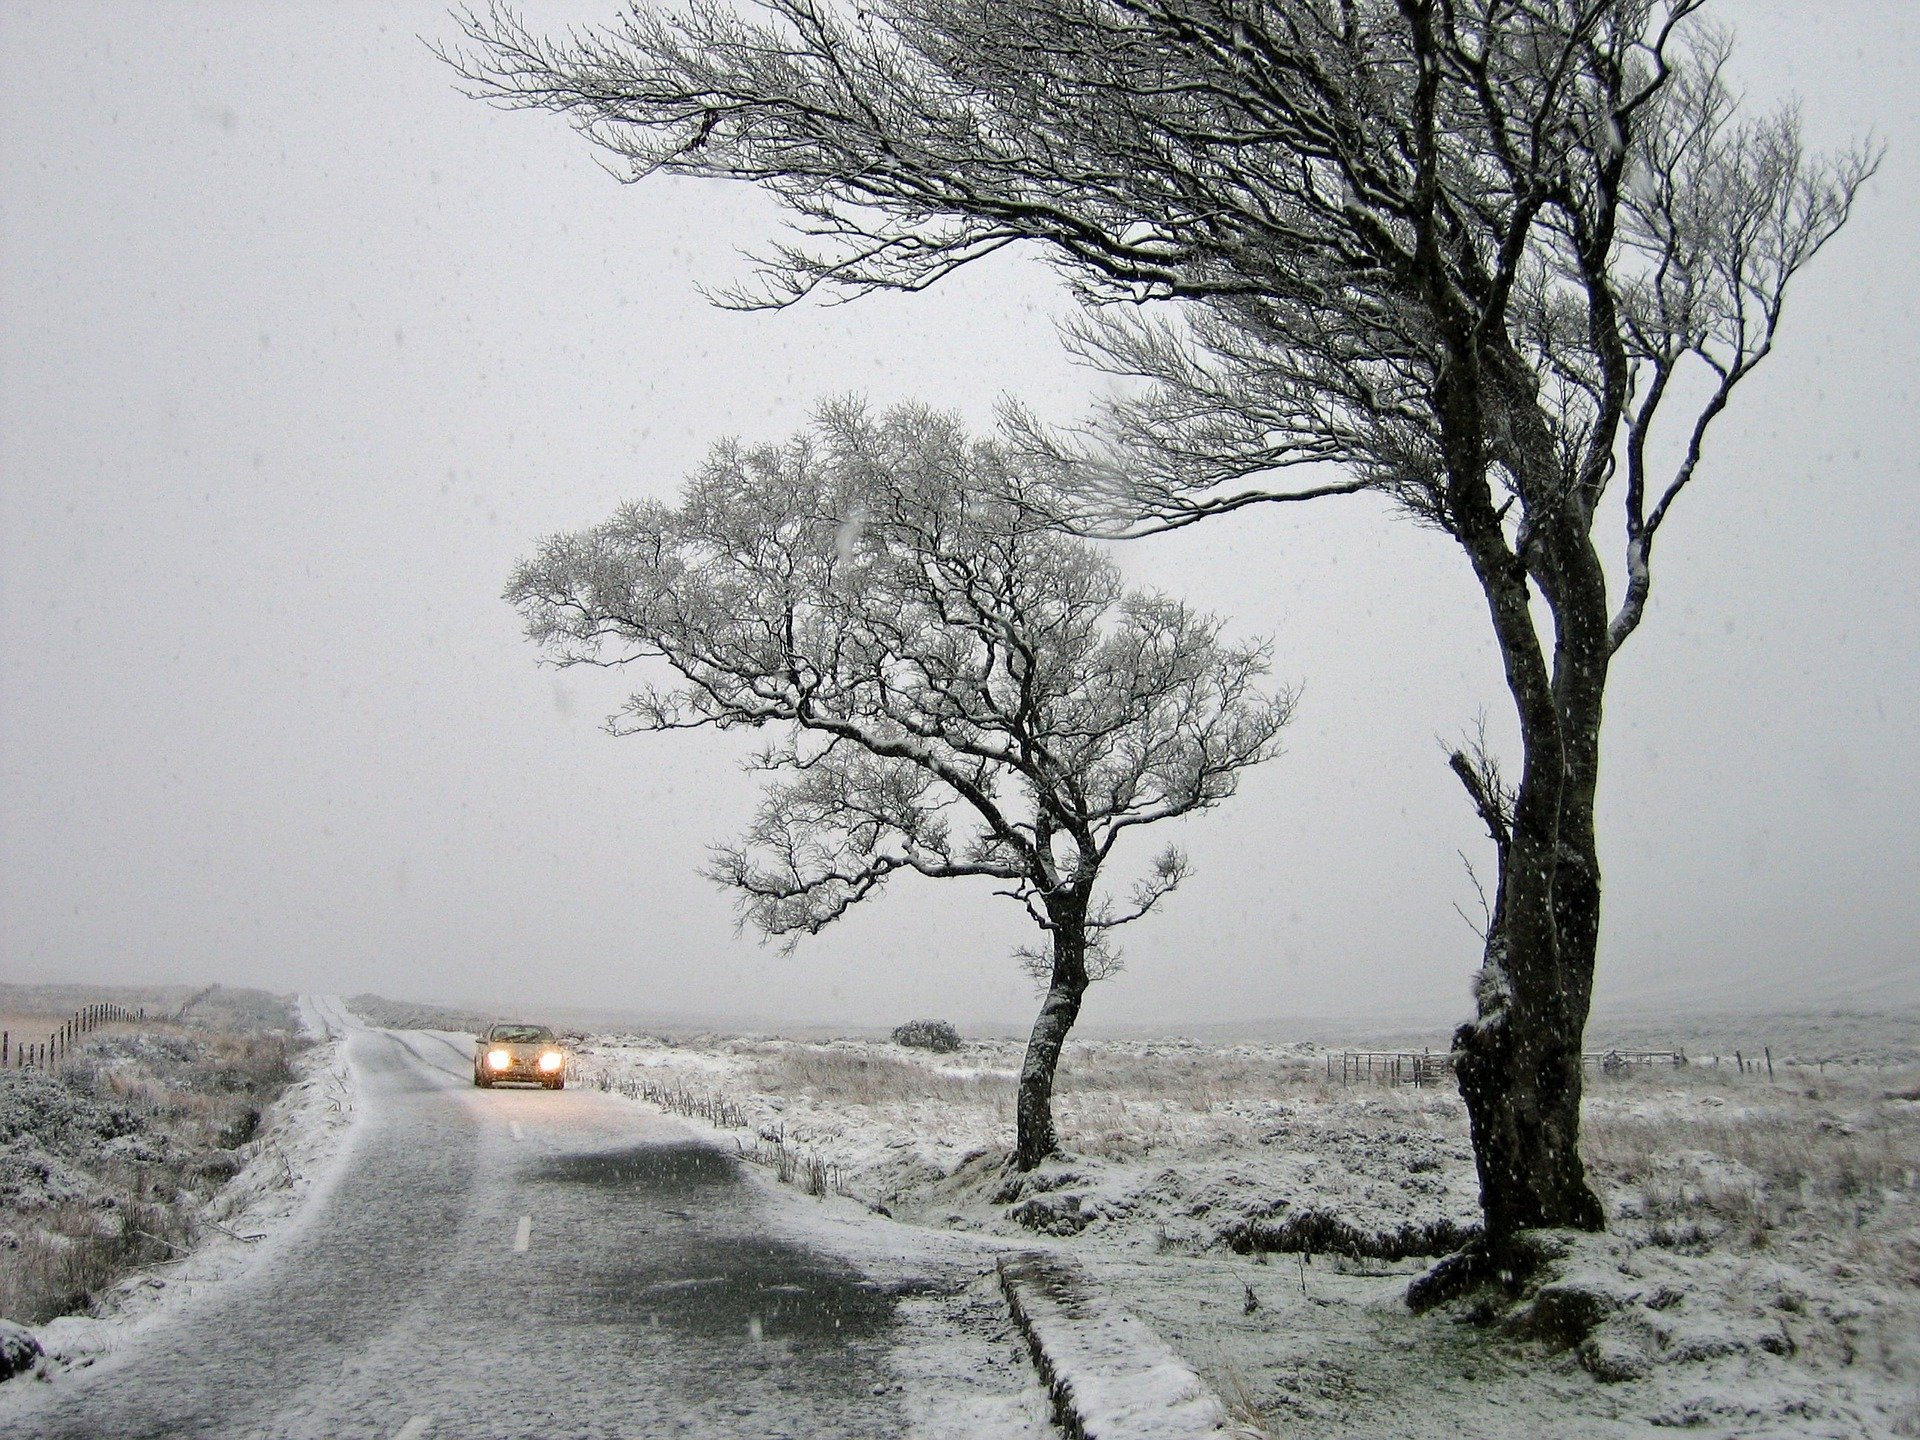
[506,400,1292,977]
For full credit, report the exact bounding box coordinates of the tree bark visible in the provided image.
[1451,895,1607,1245]
[1449,601,1609,1250]
[1013,896,1090,1171]
[1438,367,1609,1257]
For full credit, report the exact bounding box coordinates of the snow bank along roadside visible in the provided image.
[575,1053,1202,1440]
[732,1155,1059,1440]
[576,1038,1246,1440]
[572,1025,1920,1439]
[1,994,360,1388]
[571,1032,1479,1259]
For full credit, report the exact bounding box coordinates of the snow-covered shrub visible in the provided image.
[0,1025,306,1326]
[0,1318,41,1381]
[891,1019,962,1054]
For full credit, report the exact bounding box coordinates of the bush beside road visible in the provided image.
[0,988,306,1336]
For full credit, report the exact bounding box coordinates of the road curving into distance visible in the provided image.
[13,999,1034,1439]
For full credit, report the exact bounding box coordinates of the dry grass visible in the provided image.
[0,1025,306,1326]
[1053,1044,1319,1111]
[0,983,300,1037]
[1216,1362,1282,1439]
[745,1046,1006,1108]
[742,1039,1335,1147]
[1580,1064,1920,1288]
[0,1010,141,1052]
[734,1130,852,1198]
[0,1198,199,1325]
[616,1034,1464,1168]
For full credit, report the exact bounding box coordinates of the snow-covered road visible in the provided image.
[11,1003,1048,1439]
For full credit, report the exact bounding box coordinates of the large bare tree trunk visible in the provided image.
[1425,388,1609,1293]
[1452,868,1607,1240]
[1014,898,1090,1171]
[1418,729,1606,1307]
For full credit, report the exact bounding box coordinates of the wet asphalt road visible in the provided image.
[16,1004,968,1439]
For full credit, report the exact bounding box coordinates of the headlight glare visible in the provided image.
[487,1049,512,1070]
[538,1051,564,1073]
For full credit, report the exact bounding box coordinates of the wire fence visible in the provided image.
[3,1001,147,1072]
[1327,1044,1787,1086]
[1326,1050,1453,1086]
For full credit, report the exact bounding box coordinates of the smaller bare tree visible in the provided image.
[508,402,1292,1169]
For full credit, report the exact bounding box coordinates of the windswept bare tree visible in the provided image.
[451,0,1871,1284]
[507,403,1291,1168]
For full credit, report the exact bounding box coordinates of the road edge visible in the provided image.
[996,1250,1238,1440]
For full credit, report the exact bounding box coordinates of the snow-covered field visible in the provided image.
[0,996,356,1381]
[573,1023,1920,1438]
[8,996,1913,1434]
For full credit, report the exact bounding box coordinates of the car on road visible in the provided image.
[473,1023,568,1089]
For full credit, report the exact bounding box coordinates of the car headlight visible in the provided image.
[538,1051,564,1073]
[487,1049,512,1070]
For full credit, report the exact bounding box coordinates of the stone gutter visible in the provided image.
[996,1251,1237,1440]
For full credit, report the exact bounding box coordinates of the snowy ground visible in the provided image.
[573,1024,1920,1438]
[1,995,357,1380]
[10,998,1911,1434]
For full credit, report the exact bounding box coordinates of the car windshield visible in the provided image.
[488,1024,555,1044]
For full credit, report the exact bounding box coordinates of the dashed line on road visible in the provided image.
[509,1121,524,1141]
[513,1214,531,1253]
[392,1417,433,1440]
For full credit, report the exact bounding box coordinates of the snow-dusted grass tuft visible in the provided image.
[1582,1066,1920,1272]
[1586,1068,1919,1207]
[0,1197,198,1327]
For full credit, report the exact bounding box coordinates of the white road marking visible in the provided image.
[392,1418,433,1440]
[509,1121,524,1141]
[513,1214,531,1253]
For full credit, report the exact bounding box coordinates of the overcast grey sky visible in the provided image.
[3,2,1915,1031]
